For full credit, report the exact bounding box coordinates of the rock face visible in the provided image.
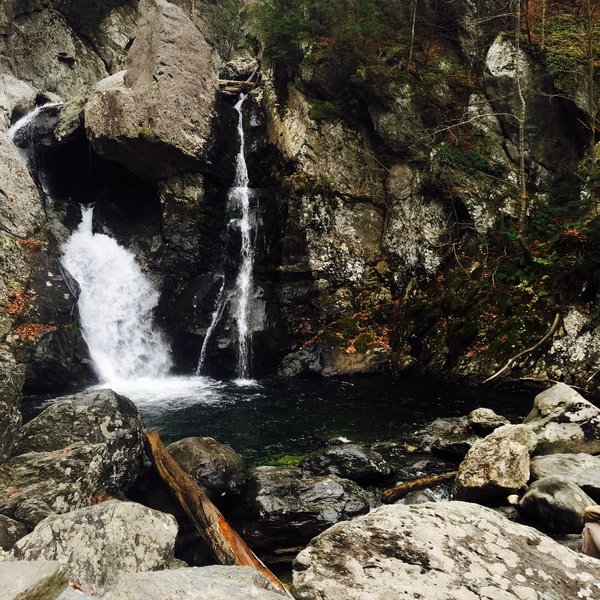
[519,476,594,533]
[84,0,219,182]
[454,424,536,502]
[523,383,600,455]
[0,8,108,98]
[12,500,178,596]
[0,390,144,527]
[101,566,285,600]
[0,514,27,550]
[292,501,600,600]
[300,444,391,485]
[0,560,68,600]
[166,437,247,500]
[235,466,370,551]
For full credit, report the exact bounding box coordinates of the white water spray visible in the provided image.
[7,102,60,141]
[62,206,172,382]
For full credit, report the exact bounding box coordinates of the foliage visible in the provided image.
[433,143,506,177]
[264,453,306,466]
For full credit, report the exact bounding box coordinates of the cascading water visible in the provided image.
[61,206,173,382]
[197,94,256,381]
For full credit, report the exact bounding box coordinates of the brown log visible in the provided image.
[144,431,291,597]
[382,471,458,504]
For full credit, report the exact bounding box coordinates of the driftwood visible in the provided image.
[482,312,562,384]
[144,431,291,597]
[382,471,458,504]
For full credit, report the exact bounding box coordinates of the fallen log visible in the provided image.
[218,79,255,96]
[144,431,291,597]
[382,471,458,504]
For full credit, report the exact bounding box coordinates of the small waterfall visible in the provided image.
[197,94,256,380]
[7,103,60,141]
[61,206,172,382]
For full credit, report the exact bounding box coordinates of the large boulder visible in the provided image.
[454,424,536,502]
[101,566,285,599]
[0,560,68,600]
[84,0,218,182]
[518,476,595,533]
[292,501,600,599]
[467,407,510,436]
[235,466,370,551]
[300,444,391,485]
[12,500,178,596]
[523,382,600,455]
[13,388,144,455]
[0,390,144,527]
[530,453,600,500]
[166,437,247,500]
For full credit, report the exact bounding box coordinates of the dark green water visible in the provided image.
[23,375,531,465]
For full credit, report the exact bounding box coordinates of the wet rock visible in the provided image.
[166,437,247,499]
[219,53,259,81]
[101,566,285,600]
[12,500,178,596]
[0,560,67,600]
[300,444,391,485]
[292,501,600,600]
[413,416,474,457]
[0,390,144,527]
[530,453,600,500]
[431,432,479,460]
[523,382,600,455]
[0,515,27,551]
[84,0,218,182]
[455,424,536,502]
[519,476,594,533]
[467,407,510,436]
[235,466,370,551]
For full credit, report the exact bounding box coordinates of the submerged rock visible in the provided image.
[101,566,285,600]
[84,0,218,182]
[292,501,600,599]
[166,437,247,499]
[518,476,594,533]
[235,466,369,551]
[454,424,536,502]
[0,560,67,600]
[523,382,600,455]
[300,444,391,485]
[12,500,178,595]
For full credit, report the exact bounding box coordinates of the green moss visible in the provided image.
[308,100,344,122]
[264,453,306,466]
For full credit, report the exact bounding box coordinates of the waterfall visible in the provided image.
[231,94,255,379]
[197,94,256,380]
[7,103,60,141]
[61,206,173,382]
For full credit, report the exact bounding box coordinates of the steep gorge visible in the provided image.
[0,0,599,463]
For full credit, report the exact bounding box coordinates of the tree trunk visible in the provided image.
[144,431,291,597]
